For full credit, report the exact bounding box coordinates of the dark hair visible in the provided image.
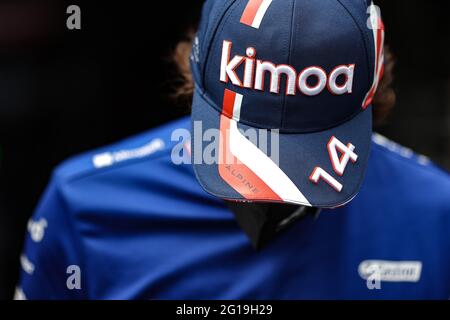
[171,33,396,125]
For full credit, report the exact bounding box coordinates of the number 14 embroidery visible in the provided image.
[309,136,358,192]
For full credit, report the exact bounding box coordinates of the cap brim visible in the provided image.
[191,88,372,208]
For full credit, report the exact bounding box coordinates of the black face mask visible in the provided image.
[225,201,321,250]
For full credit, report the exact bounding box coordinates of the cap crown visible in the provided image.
[192,0,381,133]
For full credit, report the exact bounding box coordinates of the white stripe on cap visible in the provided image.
[252,0,273,29]
[228,92,311,206]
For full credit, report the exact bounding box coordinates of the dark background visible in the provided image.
[0,1,448,299]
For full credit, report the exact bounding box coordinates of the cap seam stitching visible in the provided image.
[202,0,240,88]
[280,0,297,129]
[335,0,372,87]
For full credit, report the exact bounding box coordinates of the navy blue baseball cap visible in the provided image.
[190,0,385,208]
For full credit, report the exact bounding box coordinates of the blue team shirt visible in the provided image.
[16,117,450,299]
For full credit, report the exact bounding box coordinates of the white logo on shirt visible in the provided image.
[27,218,48,243]
[359,260,422,288]
[92,138,165,168]
[372,133,430,166]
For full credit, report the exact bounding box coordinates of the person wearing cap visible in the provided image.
[16,0,450,299]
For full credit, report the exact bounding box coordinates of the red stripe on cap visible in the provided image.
[378,63,385,83]
[218,90,281,201]
[363,18,385,109]
[240,0,264,27]
[222,89,236,118]
[219,115,281,202]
